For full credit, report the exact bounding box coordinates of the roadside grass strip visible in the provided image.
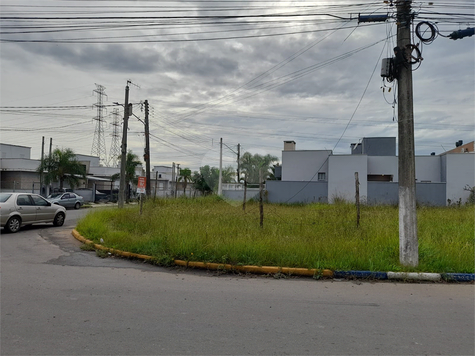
[72,229,475,282]
[75,199,474,274]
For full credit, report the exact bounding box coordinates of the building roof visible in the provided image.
[441,141,474,155]
[0,143,31,149]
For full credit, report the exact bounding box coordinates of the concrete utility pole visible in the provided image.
[48,138,52,196]
[171,162,175,197]
[144,100,151,197]
[175,163,180,198]
[118,82,130,208]
[218,138,223,196]
[396,0,418,266]
[40,136,44,196]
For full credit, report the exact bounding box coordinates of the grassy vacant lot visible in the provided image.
[76,197,474,273]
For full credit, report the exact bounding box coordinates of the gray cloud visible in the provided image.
[16,43,162,73]
[1,0,473,169]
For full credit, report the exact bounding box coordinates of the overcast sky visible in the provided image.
[1,0,473,173]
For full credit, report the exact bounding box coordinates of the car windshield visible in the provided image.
[0,193,12,202]
[48,193,62,198]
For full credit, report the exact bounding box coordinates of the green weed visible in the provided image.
[75,197,475,273]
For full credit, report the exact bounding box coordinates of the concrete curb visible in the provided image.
[72,230,475,282]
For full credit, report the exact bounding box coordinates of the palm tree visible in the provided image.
[37,148,86,191]
[125,151,142,202]
[192,165,235,196]
[239,152,278,210]
[113,151,142,202]
[221,166,236,185]
[178,168,192,196]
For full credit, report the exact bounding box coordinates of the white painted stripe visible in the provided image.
[387,272,441,281]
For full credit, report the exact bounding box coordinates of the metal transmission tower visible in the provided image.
[91,84,108,165]
[108,108,121,167]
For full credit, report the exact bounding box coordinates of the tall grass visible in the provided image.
[76,196,474,273]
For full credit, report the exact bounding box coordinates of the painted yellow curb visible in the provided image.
[72,229,333,278]
[72,229,152,261]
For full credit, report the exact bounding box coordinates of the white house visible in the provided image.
[152,165,174,197]
[0,143,143,201]
[266,138,474,206]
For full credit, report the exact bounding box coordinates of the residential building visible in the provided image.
[0,143,143,202]
[0,143,40,192]
[152,165,174,197]
[266,138,474,206]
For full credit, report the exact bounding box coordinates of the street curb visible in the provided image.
[72,230,475,282]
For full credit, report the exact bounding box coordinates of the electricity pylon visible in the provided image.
[108,108,121,167]
[91,83,108,166]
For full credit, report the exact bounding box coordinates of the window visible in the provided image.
[367,174,393,182]
[17,195,32,206]
[0,193,12,202]
[318,172,326,181]
[31,195,49,206]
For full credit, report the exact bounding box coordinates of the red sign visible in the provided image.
[137,176,146,194]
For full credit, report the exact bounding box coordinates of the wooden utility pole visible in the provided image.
[237,143,241,182]
[144,100,151,197]
[259,168,264,228]
[175,163,180,198]
[118,82,130,208]
[396,0,418,266]
[218,138,223,196]
[154,171,158,198]
[355,172,360,228]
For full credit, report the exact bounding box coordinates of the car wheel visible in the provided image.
[6,216,21,233]
[53,212,65,227]
[74,202,81,209]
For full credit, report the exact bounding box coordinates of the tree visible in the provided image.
[113,151,142,202]
[239,152,278,210]
[192,165,235,195]
[192,165,214,195]
[221,166,236,186]
[267,163,280,181]
[178,168,192,196]
[241,152,278,184]
[37,148,86,191]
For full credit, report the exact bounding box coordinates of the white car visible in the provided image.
[47,192,84,209]
[0,193,66,233]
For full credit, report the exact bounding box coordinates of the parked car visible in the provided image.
[47,192,84,209]
[0,192,66,233]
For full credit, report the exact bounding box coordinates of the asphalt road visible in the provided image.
[1,208,474,355]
